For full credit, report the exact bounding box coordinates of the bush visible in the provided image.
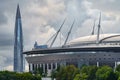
[0,71,41,80]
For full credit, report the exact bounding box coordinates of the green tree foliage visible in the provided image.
[74,73,88,80]
[55,65,78,80]
[51,64,120,80]
[33,67,43,75]
[116,64,120,72]
[115,64,120,79]
[51,70,57,80]
[87,66,98,80]
[96,66,117,80]
[73,65,98,80]
[0,71,41,80]
[80,65,98,80]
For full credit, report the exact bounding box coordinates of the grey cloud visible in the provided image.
[87,0,120,13]
[103,15,116,21]
[0,45,13,69]
[0,0,19,24]
[34,0,47,7]
[21,0,92,46]
[0,13,7,25]
[0,38,13,47]
[0,30,13,47]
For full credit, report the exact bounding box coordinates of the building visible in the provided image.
[24,33,120,75]
[23,13,120,75]
[14,5,24,72]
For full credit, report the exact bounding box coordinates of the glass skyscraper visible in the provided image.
[14,5,23,72]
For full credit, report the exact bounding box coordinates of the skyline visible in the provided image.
[0,0,120,71]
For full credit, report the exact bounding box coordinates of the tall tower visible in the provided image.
[14,5,23,72]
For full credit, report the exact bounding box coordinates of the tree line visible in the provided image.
[51,65,120,80]
[1,65,120,80]
[0,71,41,80]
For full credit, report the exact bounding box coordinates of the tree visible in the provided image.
[87,66,98,80]
[51,69,57,80]
[34,67,43,75]
[0,71,41,80]
[74,73,88,80]
[74,65,97,80]
[116,64,120,72]
[96,66,117,80]
[114,64,120,80]
[56,66,67,80]
[55,65,78,80]
[80,66,98,80]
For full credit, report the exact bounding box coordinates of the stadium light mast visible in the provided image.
[91,20,96,35]
[63,20,75,45]
[96,12,101,44]
[50,18,66,47]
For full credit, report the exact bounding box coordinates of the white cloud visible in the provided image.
[4,65,13,71]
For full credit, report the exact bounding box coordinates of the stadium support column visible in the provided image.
[29,63,33,72]
[115,61,117,69]
[51,63,53,70]
[97,62,99,67]
[29,64,30,71]
[55,62,57,69]
[47,63,49,71]
[37,64,39,69]
[40,64,41,67]
[43,64,45,74]
[114,61,117,71]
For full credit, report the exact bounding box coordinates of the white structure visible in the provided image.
[66,34,120,47]
[24,12,120,75]
[25,33,120,76]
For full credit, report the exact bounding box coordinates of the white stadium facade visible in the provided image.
[24,33,120,75]
[24,14,120,75]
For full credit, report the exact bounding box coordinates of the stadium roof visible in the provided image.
[67,34,120,46]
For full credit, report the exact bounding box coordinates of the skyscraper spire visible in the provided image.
[16,4,21,18]
[14,4,23,72]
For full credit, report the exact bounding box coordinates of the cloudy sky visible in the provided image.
[0,0,120,71]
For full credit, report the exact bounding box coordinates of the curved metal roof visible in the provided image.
[67,34,120,46]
